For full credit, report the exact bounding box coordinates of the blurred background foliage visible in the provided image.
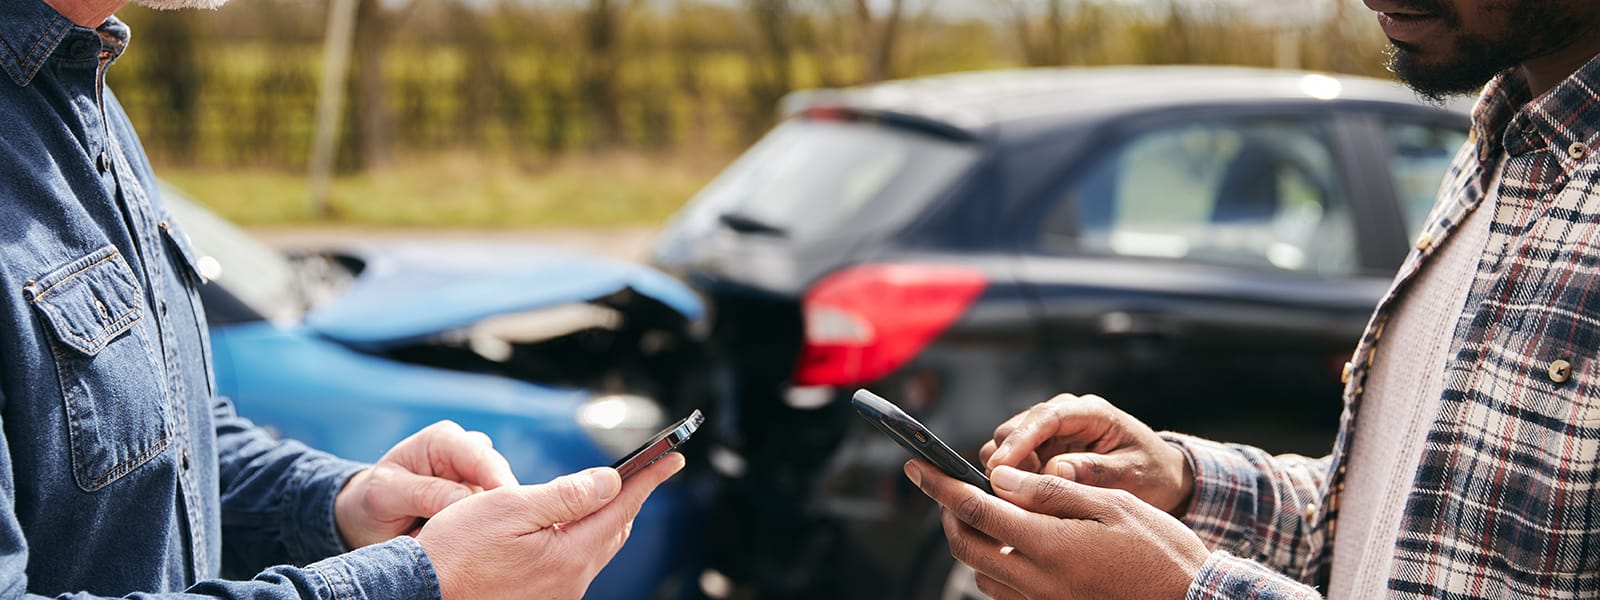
[108,0,1392,227]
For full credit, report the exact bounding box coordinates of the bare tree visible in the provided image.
[350,0,416,170]
[138,9,205,162]
[579,0,640,149]
[742,0,794,138]
[851,0,908,81]
[990,0,1075,66]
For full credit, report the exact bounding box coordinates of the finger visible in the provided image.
[989,466,1120,553]
[564,453,686,545]
[427,426,520,490]
[907,460,1039,545]
[1043,451,1137,488]
[980,440,1041,475]
[940,507,1028,594]
[990,408,1033,447]
[1017,451,1042,474]
[974,572,1028,600]
[371,469,473,520]
[510,467,623,530]
[989,395,1106,470]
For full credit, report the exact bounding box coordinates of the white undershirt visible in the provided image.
[1327,164,1502,598]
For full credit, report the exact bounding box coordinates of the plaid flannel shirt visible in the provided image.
[1167,54,1600,599]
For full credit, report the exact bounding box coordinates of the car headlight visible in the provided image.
[576,394,667,459]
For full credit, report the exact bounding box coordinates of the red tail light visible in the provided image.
[793,264,987,386]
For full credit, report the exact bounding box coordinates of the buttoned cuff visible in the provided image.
[304,536,442,600]
[286,452,370,563]
[1187,551,1322,600]
[1160,432,1260,549]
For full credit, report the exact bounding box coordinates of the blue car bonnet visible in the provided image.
[303,243,703,346]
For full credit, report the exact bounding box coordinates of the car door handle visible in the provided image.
[1095,311,1170,337]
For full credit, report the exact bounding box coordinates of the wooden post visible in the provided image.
[308,0,359,218]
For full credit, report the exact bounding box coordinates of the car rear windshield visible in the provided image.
[662,119,978,245]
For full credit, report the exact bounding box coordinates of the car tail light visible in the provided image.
[793,264,987,386]
[802,106,855,122]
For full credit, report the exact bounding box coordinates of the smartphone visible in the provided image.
[611,409,703,479]
[851,389,993,494]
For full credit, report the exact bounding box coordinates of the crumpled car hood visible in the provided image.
[303,242,702,347]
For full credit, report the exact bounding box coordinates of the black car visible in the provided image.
[651,67,1470,600]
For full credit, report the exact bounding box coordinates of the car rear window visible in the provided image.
[658,119,978,247]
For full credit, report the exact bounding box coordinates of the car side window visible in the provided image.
[1382,121,1469,237]
[1042,119,1356,276]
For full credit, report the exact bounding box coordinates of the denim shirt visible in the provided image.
[0,2,438,598]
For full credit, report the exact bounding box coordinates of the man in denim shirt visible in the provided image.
[0,0,684,598]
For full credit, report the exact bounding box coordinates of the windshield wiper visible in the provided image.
[718,212,788,237]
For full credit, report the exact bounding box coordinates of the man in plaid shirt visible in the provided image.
[905,0,1600,598]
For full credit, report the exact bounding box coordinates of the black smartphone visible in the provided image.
[611,409,703,479]
[851,389,993,494]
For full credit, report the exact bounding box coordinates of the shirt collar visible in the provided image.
[0,0,129,88]
[1473,52,1600,175]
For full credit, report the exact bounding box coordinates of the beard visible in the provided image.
[132,0,228,9]
[1388,36,1514,104]
[1386,0,1594,102]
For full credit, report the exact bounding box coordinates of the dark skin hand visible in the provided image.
[907,460,1209,600]
[980,394,1194,515]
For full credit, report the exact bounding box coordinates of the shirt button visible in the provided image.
[1549,359,1573,384]
[1415,232,1434,252]
[1303,503,1317,521]
[96,151,110,173]
[1340,361,1353,383]
[1569,142,1588,161]
[180,448,191,471]
[67,39,97,59]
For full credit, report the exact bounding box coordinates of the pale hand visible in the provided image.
[335,420,520,548]
[417,453,685,600]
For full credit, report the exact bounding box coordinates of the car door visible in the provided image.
[1011,106,1396,454]
[1339,108,1474,244]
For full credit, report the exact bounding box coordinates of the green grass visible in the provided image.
[156,151,723,228]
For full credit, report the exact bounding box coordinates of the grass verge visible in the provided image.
[156,151,723,228]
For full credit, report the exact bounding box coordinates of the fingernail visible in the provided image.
[590,468,621,500]
[1055,461,1077,480]
[904,461,922,486]
[993,442,1011,464]
[992,466,1025,493]
[445,489,469,505]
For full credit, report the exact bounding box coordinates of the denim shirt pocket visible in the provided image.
[24,246,171,491]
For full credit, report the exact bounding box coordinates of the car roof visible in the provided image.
[781,66,1472,140]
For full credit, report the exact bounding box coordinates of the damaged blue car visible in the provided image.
[163,186,710,599]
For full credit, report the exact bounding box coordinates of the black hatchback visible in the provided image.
[651,67,1469,600]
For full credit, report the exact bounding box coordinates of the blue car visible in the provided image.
[162,186,710,599]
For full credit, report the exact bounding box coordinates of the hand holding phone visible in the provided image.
[851,389,992,494]
[611,409,703,479]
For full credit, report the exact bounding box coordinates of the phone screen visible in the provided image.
[611,409,703,479]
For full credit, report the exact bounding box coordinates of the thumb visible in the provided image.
[516,467,623,529]
[990,465,1110,522]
